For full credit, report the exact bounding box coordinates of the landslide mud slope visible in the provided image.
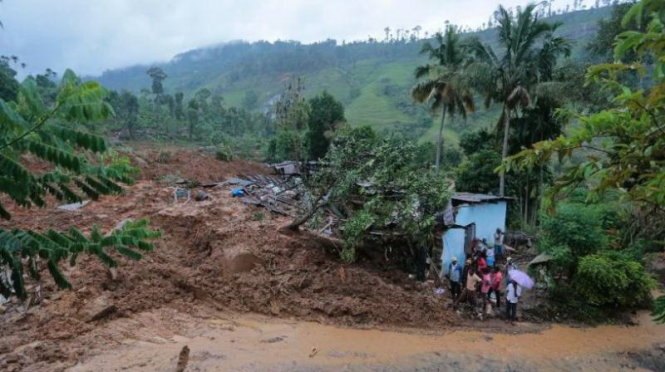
[0,148,453,371]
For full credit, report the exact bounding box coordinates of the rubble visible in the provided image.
[0,147,456,370]
[57,201,89,211]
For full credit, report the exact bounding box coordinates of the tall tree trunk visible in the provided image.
[533,164,545,226]
[523,183,529,230]
[435,107,447,172]
[499,105,511,196]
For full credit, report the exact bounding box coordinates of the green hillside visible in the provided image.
[95,6,613,145]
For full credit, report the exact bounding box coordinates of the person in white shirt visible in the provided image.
[494,228,504,260]
[484,238,495,267]
[505,279,522,323]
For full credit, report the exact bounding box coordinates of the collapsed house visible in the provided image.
[439,193,512,276]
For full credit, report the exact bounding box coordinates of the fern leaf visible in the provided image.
[0,202,10,220]
[74,179,99,200]
[96,251,117,267]
[47,260,72,289]
[115,245,142,260]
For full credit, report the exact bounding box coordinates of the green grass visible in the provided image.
[345,60,419,130]
[96,6,613,146]
[420,123,461,146]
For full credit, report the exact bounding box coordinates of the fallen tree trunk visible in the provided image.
[286,192,328,231]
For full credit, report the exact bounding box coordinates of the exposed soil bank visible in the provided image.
[1,148,453,370]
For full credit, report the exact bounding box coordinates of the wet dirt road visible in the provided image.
[69,311,665,372]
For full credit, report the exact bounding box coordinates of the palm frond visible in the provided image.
[507,85,531,110]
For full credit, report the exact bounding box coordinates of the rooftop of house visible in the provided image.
[451,192,514,206]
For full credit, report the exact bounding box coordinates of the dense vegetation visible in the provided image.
[0,71,159,298]
[505,0,664,321]
[2,0,663,323]
[94,5,614,147]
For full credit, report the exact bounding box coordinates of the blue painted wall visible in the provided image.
[441,228,465,275]
[440,201,507,275]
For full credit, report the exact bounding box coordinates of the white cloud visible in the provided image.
[0,0,579,76]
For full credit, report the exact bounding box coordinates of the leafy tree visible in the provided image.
[588,2,640,62]
[194,88,212,110]
[411,25,474,171]
[459,128,497,156]
[107,90,139,138]
[306,91,345,160]
[506,0,665,322]
[269,78,310,162]
[0,56,20,102]
[291,127,450,264]
[505,0,665,224]
[174,92,184,120]
[455,149,502,194]
[468,4,571,195]
[242,90,259,110]
[536,198,654,319]
[146,67,167,96]
[33,68,59,107]
[0,70,159,298]
[187,98,199,140]
[575,251,654,309]
[274,77,309,131]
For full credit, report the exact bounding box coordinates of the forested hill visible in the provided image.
[95,5,611,142]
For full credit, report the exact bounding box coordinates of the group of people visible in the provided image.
[445,229,522,322]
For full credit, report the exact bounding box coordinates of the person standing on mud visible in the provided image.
[505,257,518,283]
[506,279,521,323]
[484,238,495,267]
[494,228,504,261]
[477,251,488,272]
[461,259,472,289]
[489,266,503,308]
[447,257,462,299]
[480,267,492,314]
[454,268,481,310]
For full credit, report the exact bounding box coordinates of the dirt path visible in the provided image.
[68,310,665,372]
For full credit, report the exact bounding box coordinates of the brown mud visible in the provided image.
[71,310,665,371]
[1,146,664,371]
[1,147,454,371]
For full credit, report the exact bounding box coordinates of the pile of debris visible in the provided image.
[221,171,343,238]
[220,174,305,217]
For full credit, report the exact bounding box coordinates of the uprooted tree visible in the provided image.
[289,126,449,265]
[0,70,160,299]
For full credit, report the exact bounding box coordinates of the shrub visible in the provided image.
[537,199,655,320]
[215,144,234,161]
[539,203,608,258]
[157,151,171,163]
[341,210,374,263]
[574,251,655,308]
[653,295,665,323]
[454,149,501,194]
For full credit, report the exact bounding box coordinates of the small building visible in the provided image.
[439,193,511,275]
[272,161,300,176]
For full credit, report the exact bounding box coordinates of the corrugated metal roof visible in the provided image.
[451,192,512,204]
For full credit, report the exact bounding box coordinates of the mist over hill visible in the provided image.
[95,5,612,143]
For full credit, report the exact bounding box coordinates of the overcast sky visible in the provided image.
[0,0,582,76]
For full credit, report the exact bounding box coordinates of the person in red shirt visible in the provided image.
[489,266,504,308]
[480,267,492,313]
[477,251,488,272]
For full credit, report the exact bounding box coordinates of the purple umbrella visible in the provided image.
[508,269,534,289]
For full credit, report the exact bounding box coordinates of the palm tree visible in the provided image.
[412,25,475,172]
[467,4,570,195]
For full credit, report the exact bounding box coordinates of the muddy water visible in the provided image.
[69,311,665,371]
